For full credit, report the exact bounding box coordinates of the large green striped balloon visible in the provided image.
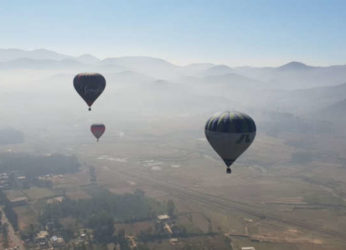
[205,111,256,173]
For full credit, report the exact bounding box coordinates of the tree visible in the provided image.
[137,244,150,250]
[117,229,130,249]
[4,204,18,230]
[20,223,37,242]
[2,223,9,248]
[167,200,176,217]
[88,212,115,244]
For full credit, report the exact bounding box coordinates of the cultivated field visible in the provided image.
[7,116,346,249]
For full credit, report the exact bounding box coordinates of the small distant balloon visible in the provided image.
[73,73,106,111]
[205,111,256,174]
[91,124,106,142]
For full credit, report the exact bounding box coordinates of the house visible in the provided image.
[36,231,49,239]
[164,223,173,234]
[169,238,178,245]
[50,236,65,247]
[46,196,64,204]
[36,231,49,246]
[157,214,170,221]
[0,173,9,180]
[126,235,137,249]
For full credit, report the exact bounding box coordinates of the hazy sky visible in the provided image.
[1,0,345,66]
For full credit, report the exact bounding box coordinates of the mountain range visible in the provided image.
[0,48,345,136]
[1,48,345,90]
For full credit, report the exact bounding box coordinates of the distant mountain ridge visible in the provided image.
[0,48,71,62]
[1,48,346,141]
[278,61,315,71]
[0,58,86,69]
[0,48,344,69]
[0,48,346,90]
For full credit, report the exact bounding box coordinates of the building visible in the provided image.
[126,235,137,249]
[164,223,173,234]
[50,236,65,247]
[169,238,178,245]
[16,176,29,188]
[10,197,28,206]
[157,214,170,221]
[0,173,9,180]
[36,231,49,247]
[46,196,64,204]
[0,173,9,189]
[37,231,49,239]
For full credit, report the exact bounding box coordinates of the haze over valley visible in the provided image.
[0,48,345,249]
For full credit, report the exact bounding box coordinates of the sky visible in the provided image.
[0,0,345,66]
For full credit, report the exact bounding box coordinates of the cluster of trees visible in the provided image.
[1,222,9,248]
[21,188,179,246]
[20,224,38,243]
[167,200,175,217]
[40,188,164,226]
[138,225,216,244]
[0,190,18,231]
[38,188,166,244]
[138,224,188,243]
[0,153,80,179]
[87,212,114,243]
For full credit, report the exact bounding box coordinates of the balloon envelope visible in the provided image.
[205,111,256,169]
[73,73,106,110]
[91,124,106,141]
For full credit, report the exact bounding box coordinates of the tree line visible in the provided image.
[0,190,18,231]
[0,153,80,179]
[38,188,166,244]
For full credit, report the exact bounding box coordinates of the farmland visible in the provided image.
[1,114,345,249]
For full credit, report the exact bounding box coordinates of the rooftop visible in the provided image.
[157,214,170,220]
[10,197,28,202]
[36,231,49,239]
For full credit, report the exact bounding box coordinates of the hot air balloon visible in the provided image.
[91,124,106,142]
[73,73,106,111]
[205,111,256,174]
